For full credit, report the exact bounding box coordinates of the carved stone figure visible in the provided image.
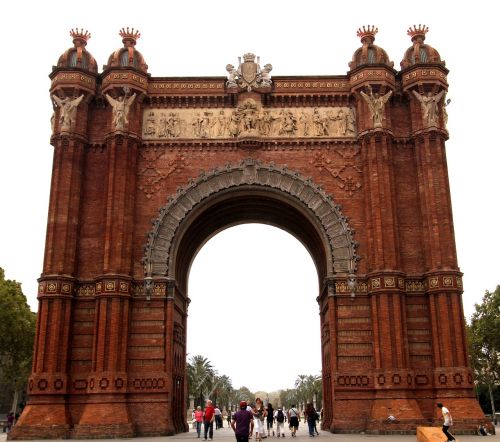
[412,90,445,127]
[337,109,346,135]
[225,53,273,91]
[259,110,274,136]
[299,111,311,137]
[360,86,392,128]
[141,106,357,139]
[258,63,273,87]
[211,110,227,137]
[443,95,451,127]
[228,112,241,137]
[313,108,329,136]
[346,108,356,135]
[280,111,297,136]
[52,94,84,132]
[144,112,157,135]
[105,91,136,130]
[237,99,260,135]
[226,64,238,88]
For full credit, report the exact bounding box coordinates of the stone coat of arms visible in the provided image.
[226,53,272,91]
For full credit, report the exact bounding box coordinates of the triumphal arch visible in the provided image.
[11,26,485,438]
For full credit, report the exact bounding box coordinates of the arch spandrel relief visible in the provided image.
[142,100,357,140]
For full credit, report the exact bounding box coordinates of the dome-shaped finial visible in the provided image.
[401,24,443,68]
[70,28,91,47]
[357,25,378,44]
[407,24,429,42]
[119,27,141,46]
[56,28,97,73]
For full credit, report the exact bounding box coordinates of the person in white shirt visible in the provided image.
[437,403,455,442]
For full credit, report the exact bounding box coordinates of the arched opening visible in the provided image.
[187,223,320,396]
[144,160,359,433]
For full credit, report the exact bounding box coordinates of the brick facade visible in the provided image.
[9,26,486,439]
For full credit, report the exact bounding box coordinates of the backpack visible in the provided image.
[276,410,285,423]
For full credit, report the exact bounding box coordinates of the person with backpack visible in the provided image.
[287,405,300,437]
[274,407,286,437]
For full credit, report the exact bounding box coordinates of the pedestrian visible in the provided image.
[287,405,300,437]
[203,399,215,440]
[227,410,232,428]
[274,407,286,437]
[437,403,455,442]
[231,401,254,442]
[304,403,317,437]
[6,412,14,432]
[214,405,222,429]
[253,398,267,441]
[194,406,203,438]
[266,403,274,437]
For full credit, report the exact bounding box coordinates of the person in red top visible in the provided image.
[203,399,215,440]
[194,406,204,438]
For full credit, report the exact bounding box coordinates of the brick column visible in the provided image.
[414,133,484,425]
[361,131,425,429]
[10,96,90,439]
[72,134,138,437]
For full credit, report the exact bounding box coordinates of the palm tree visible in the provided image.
[187,355,215,407]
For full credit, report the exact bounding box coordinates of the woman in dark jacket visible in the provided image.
[266,403,274,437]
[304,403,317,437]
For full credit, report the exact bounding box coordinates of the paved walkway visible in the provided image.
[0,423,498,442]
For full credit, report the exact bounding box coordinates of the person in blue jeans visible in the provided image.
[305,403,318,437]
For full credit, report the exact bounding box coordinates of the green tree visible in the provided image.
[211,374,233,410]
[0,268,36,412]
[467,285,500,422]
[187,355,215,408]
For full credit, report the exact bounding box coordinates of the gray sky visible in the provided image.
[0,0,499,392]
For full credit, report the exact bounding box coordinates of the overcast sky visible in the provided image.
[0,0,499,393]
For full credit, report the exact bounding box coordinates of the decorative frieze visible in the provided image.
[142,103,357,140]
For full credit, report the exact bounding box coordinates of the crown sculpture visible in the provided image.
[120,27,141,45]
[70,28,91,46]
[357,25,378,43]
[407,24,429,41]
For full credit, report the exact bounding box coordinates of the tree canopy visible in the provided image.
[467,285,500,418]
[0,268,36,410]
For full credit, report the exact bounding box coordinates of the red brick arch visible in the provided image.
[144,159,359,291]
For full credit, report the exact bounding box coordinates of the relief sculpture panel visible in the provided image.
[142,101,357,140]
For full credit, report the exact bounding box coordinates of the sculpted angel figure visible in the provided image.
[105,92,136,130]
[52,94,84,131]
[360,86,392,127]
[412,90,445,127]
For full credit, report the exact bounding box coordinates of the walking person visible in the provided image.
[214,405,222,429]
[203,399,215,441]
[6,412,14,432]
[287,405,300,437]
[274,407,286,437]
[266,403,275,437]
[194,406,203,438]
[437,403,455,442]
[304,403,317,437]
[253,398,267,441]
[231,401,254,442]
